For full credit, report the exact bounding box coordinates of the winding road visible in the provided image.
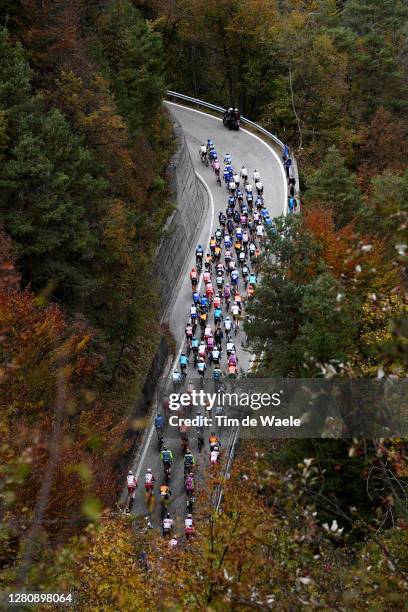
[129,102,287,532]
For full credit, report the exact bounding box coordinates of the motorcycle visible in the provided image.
[223,112,240,131]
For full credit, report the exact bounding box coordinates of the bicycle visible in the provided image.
[156,427,164,451]
[200,151,209,167]
[145,485,155,509]
[160,494,171,519]
[126,487,136,513]
[163,461,172,484]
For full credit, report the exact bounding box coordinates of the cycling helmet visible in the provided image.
[147,468,152,473]
[166,513,171,519]
[187,513,192,518]
[163,445,167,450]
[213,446,219,451]
[128,470,133,475]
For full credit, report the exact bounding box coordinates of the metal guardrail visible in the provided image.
[166,90,287,150]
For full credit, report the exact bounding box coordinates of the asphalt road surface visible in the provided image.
[130,103,287,535]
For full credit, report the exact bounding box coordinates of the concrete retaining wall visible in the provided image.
[155,117,209,316]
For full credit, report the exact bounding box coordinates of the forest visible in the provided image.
[0,0,407,609]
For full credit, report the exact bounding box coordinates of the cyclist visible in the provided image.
[213,158,221,175]
[223,284,231,310]
[198,342,206,361]
[218,211,226,229]
[214,325,223,349]
[162,512,173,537]
[226,340,235,356]
[195,245,203,267]
[247,284,255,300]
[225,162,233,175]
[228,195,236,208]
[210,445,220,464]
[169,535,178,548]
[228,352,238,367]
[206,282,214,303]
[127,470,137,494]
[185,472,195,496]
[180,353,189,376]
[209,148,217,162]
[206,139,213,152]
[185,514,195,539]
[242,265,250,286]
[199,144,207,161]
[226,217,234,234]
[213,366,222,389]
[206,335,215,353]
[185,322,193,344]
[192,289,200,306]
[200,294,208,312]
[190,304,198,326]
[224,316,233,337]
[255,195,264,210]
[228,363,237,377]
[197,357,207,378]
[191,336,199,364]
[256,181,264,196]
[233,172,240,188]
[154,413,165,441]
[256,223,265,241]
[160,446,173,471]
[223,168,230,185]
[184,448,195,474]
[145,468,155,493]
[190,267,198,288]
[215,273,223,294]
[249,242,256,258]
[213,294,221,310]
[229,178,236,196]
[203,323,211,338]
[231,268,239,289]
[238,251,246,266]
[224,152,232,164]
[215,228,223,243]
[214,306,223,325]
[210,346,221,365]
[236,188,244,204]
[253,169,261,183]
[209,432,221,451]
[172,370,182,387]
[231,302,240,329]
[240,166,248,183]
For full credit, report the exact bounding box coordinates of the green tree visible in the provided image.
[96,0,165,134]
[292,271,357,373]
[305,145,362,227]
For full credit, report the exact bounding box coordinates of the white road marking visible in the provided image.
[165,101,288,213]
[134,172,215,481]
[135,103,286,486]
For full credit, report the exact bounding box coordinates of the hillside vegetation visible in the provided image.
[1,0,407,607]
